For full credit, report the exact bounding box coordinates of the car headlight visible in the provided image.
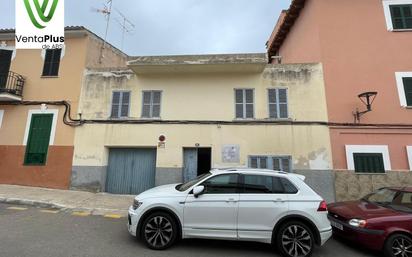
[132,199,142,210]
[349,219,367,228]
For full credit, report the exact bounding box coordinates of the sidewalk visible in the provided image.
[0,184,134,217]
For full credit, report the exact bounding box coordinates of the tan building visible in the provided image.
[0,26,127,189]
[72,54,335,202]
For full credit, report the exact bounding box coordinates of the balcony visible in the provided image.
[0,71,25,101]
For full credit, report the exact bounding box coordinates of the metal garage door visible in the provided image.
[106,148,156,195]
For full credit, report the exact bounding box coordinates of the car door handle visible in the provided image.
[274,198,286,203]
[226,198,238,203]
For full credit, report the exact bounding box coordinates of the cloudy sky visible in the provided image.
[0,0,291,56]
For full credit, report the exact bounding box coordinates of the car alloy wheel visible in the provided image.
[391,236,412,257]
[279,223,314,257]
[143,214,174,249]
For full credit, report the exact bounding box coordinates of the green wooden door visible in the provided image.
[24,114,53,165]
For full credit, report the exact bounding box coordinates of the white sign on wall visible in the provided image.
[222,145,240,163]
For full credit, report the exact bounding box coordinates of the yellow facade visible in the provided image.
[72,59,333,199]
[79,64,328,122]
[74,124,331,170]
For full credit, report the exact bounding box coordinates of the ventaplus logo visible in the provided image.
[23,0,60,29]
[16,0,65,49]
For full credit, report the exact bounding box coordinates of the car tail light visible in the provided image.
[317,200,328,212]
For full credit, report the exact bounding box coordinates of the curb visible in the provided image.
[0,197,66,210]
[0,197,128,217]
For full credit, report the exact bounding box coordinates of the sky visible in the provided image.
[0,0,291,56]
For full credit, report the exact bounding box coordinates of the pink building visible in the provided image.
[268,0,412,199]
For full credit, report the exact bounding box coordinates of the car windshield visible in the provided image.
[175,172,212,192]
[364,188,412,213]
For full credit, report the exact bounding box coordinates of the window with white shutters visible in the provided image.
[249,155,292,172]
[268,88,288,119]
[111,91,130,118]
[235,89,254,119]
[142,91,162,118]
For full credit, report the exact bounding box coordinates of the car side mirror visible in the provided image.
[193,185,205,198]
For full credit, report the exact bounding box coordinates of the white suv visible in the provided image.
[127,169,332,257]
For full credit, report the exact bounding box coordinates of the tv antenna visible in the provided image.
[114,8,135,51]
[92,0,113,63]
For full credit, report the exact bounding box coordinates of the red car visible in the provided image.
[328,187,412,257]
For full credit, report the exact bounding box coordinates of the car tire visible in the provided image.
[140,212,178,250]
[276,221,315,257]
[384,233,412,257]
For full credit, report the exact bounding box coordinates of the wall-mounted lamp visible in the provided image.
[353,91,378,123]
[270,55,282,64]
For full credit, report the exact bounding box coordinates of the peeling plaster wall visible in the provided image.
[73,124,332,169]
[78,64,328,122]
[72,63,333,192]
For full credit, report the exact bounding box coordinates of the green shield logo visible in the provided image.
[23,0,60,29]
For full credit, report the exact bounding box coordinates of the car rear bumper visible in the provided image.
[328,216,385,251]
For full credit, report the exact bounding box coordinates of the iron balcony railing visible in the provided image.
[0,71,25,97]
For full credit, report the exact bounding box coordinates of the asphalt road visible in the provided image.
[0,203,380,257]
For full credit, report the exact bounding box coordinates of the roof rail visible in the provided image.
[211,168,290,174]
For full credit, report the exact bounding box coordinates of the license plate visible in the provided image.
[331,220,343,230]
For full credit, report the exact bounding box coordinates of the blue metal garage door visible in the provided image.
[106,148,156,195]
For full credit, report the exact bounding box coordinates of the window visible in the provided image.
[273,157,291,172]
[268,88,288,119]
[235,89,254,119]
[366,188,412,212]
[250,156,268,169]
[390,4,412,29]
[243,175,275,194]
[241,175,298,194]
[0,50,13,87]
[111,91,130,118]
[396,73,412,107]
[407,146,412,171]
[249,155,292,172]
[0,110,3,129]
[403,77,412,106]
[24,114,53,165]
[243,175,283,194]
[42,49,62,76]
[202,174,239,194]
[366,188,398,204]
[346,145,391,173]
[383,1,412,30]
[142,91,161,118]
[177,172,212,192]
[280,178,298,194]
[399,192,412,205]
[353,153,385,173]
